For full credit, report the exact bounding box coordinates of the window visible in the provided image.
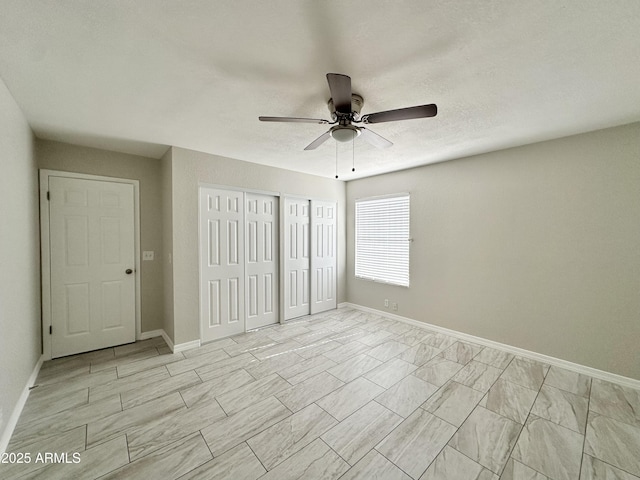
[355,194,410,287]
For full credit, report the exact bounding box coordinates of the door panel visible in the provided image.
[207,280,221,326]
[49,176,135,358]
[200,188,245,342]
[245,193,279,329]
[283,198,311,320]
[65,283,90,334]
[310,200,337,314]
[102,281,123,328]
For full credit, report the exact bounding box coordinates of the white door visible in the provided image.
[245,193,279,329]
[200,188,245,342]
[283,198,310,320]
[310,200,337,314]
[49,176,136,358]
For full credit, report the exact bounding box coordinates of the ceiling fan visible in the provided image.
[259,73,438,151]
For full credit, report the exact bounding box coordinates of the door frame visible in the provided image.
[39,169,142,360]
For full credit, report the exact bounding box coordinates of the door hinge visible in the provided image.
[46,191,50,201]
[49,325,52,335]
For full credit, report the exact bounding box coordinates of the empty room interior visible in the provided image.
[1,1,640,479]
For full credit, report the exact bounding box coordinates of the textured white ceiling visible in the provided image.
[1,1,639,180]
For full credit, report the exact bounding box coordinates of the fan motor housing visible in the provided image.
[328,94,364,120]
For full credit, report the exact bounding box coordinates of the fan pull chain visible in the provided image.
[352,133,355,172]
[335,140,339,179]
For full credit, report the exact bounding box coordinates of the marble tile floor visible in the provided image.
[2,307,640,479]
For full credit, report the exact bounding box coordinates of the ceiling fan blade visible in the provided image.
[360,127,393,149]
[259,116,330,124]
[326,73,352,113]
[361,104,437,124]
[304,131,331,150]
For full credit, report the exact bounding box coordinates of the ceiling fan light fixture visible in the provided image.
[330,125,360,142]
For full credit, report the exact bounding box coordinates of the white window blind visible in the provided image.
[355,194,410,287]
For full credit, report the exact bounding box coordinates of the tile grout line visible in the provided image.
[577,384,592,480]
[124,432,131,465]
[366,394,448,475]
[244,439,270,473]
[317,437,353,473]
[179,390,189,409]
[582,453,640,479]
[313,401,342,423]
[498,359,552,479]
[448,443,501,477]
[439,375,510,473]
[444,354,519,476]
[371,444,417,479]
[171,431,214,479]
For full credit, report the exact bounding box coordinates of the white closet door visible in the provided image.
[49,176,136,358]
[283,197,310,320]
[310,200,337,314]
[200,188,245,342]
[245,193,279,329]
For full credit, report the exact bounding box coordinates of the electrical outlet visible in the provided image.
[384,299,389,308]
[392,302,398,311]
[142,251,155,261]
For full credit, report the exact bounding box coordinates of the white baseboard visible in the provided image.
[172,339,201,354]
[139,329,200,354]
[140,328,173,352]
[159,330,174,351]
[0,355,44,454]
[139,329,164,341]
[343,302,640,390]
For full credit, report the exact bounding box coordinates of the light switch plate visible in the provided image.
[142,251,154,261]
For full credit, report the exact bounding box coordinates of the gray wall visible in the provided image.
[0,79,40,448]
[347,122,640,380]
[36,140,165,333]
[169,147,347,345]
[161,148,175,341]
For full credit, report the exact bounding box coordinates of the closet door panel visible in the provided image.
[200,188,245,342]
[245,193,279,329]
[310,200,337,314]
[283,198,311,320]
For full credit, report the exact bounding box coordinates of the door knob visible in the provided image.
[125,269,133,274]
